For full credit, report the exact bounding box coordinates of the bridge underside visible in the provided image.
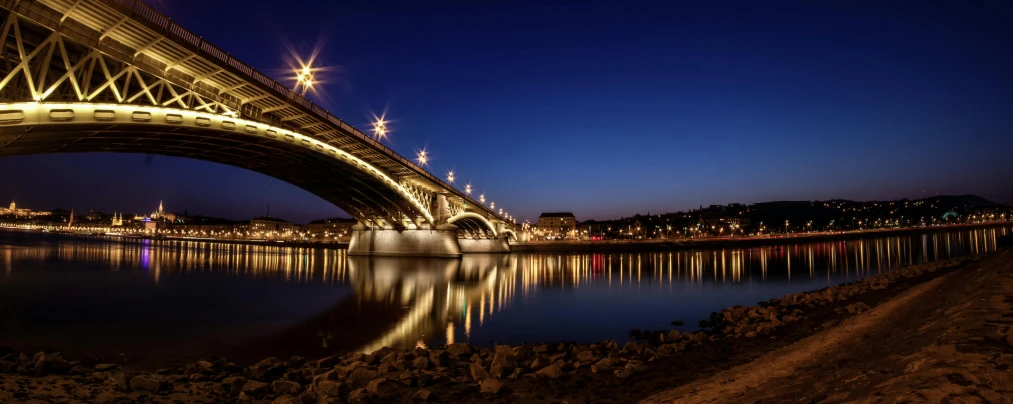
[0,116,422,226]
[0,0,516,256]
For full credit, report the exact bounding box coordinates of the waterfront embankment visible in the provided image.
[2,237,1009,403]
[513,221,1013,253]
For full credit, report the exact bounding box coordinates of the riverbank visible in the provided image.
[3,241,1009,402]
[512,221,1013,253]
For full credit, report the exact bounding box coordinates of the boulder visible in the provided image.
[316,380,347,398]
[94,363,118,371]
[446,343,473,357]
[242,380,271,396]
[271,379,302,394]
[512,346,532,361]
[410,389,432,401]
[34,354,70,376]
[412,356,430,370]
[469,362,489,381]
[365,378,396,395]
[480,377,504,394]
[249,357,286,381]
[575,351,594,363]
[129,375,168,393]
[346,367,379,388]
[348,388,370,403]
[271,396,300,404]
[489,353,517,378]
[535,363,564,379]
[316,356,340,369]
[429,350,449,367]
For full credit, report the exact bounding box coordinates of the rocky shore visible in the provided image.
[0,255,983,403]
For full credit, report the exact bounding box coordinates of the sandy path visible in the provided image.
[642,249,1013,404]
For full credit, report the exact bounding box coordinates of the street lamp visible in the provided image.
[416,148,428,166]
[447,170,455,184]
[371,117,388,141]
[465,183,472,195]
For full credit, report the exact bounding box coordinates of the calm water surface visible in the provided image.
[0,227,1009,367]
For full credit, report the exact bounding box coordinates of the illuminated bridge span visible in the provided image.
[0,0,514,256]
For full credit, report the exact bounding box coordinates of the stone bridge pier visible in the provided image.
[347,194,512,257]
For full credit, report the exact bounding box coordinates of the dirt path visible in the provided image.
[642,249,1013,404]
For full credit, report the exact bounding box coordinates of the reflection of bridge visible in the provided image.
[246,254,518,357]
[0,0,514,256]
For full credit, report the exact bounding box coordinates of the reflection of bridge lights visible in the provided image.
[447,170,455,184]
[465,184,472,195]
[416,148,428,166]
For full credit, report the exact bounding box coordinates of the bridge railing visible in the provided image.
[100,0,505,223]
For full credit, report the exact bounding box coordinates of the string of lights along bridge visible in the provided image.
[0,0,516,257]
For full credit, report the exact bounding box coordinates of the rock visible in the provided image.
[297,388,317,404]
[271,379,302,394]
[575,351,594,363]
[429,350,449,367]
[535,363,564,379]
[854,302,870,312]
[512,346,532,361]
[129,375,168,392]
[366,378,396,395]
[380,352,398,364]
[614,368,634,378]
[410,389,433,401]
[446,342,473,357]
[316,380,347,398]
[221,376,248,394]
[272,396,300,404]
[237,392,252,403]
[469,361,490,380]
[480,377,504,394]
[529,355,549,371]
[346,367,379,388]
[756,322,777,335]
[0,361,17,373]
[242,380,271,396]
[34,354,70,376]
[622,342,641,354]
[94,363,118,371]
[316,356,340,368]
[532,344,551,354]
[744,331,759,338]
[348,388,370,403]
[412,356,430,370]
[490,353,517,378]
[249,357,286,381]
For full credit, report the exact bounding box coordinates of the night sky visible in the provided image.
[2,0,1011,223]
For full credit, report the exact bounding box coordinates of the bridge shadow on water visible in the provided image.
[237,254,515,361]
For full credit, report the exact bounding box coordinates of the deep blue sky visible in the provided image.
[2,0,1011,223]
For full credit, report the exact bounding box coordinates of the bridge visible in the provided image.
[0,0,515,257]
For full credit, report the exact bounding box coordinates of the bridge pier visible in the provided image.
[347,223,512,257]
[348,223,462,258]
[458,236,511,254]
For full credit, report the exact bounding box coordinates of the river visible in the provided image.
[0,226,1009,369]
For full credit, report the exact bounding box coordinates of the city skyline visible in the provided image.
[2,0,1011,224]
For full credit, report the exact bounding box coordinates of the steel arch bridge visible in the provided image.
[0,0,514,255]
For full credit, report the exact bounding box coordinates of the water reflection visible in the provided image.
[0,226,1009,367]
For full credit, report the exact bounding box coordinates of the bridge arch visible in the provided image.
[0,102,435,227]
[446,212,499,237]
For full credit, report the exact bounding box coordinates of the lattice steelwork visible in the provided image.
[0,0,513,233]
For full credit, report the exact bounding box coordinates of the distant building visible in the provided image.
[249,216,294,234]
[307,217,357,241]
[0,200,52,217]
[537,212,577,237]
